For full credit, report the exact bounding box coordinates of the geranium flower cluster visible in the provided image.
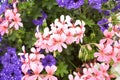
[35,15,85,53]
[68,21,120,80]
[94,25,120,64]
[68,63,110,80]
[0,47,22,80]
[0,1,23,36]
[18,46,57,80]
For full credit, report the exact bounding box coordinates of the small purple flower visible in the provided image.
[88,0,102,10]
[112,3,120,12]
[115,0,120,3]
[0,0,9,14]
[102,0,108,3]
[0,36,2,42]
[42,54,56,67]
[97,18,109,32]
[102,10,111,16]
[56,0,84,9]
[33,11,47,26]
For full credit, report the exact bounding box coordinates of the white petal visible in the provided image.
[22,45,25,52]
[31,47,36,53]
[60,15,64,23]
[75,20,81,26]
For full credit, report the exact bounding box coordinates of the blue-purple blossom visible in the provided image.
[102,10,111,16]
[115,0,120,3]
[97,18,109,32]
[112,3,120,12]
[0,0,9,14]
[56,0,84,9]
[33,11,47,26]
[88,0,108,11]
[42,54,56,67]
[102,0,108,3]
[0,47,22,80]
[88,0,102,10]
[0,36,2,42]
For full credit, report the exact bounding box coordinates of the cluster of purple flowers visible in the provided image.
[56,0,84,9]
[0,0,9,14]
[42,54,56,67]
[0,47,22,80]
[56,0,108,10]
[97,1,120,32]
[88,0,108,10]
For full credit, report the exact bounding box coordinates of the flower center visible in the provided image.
[74,0,79,3]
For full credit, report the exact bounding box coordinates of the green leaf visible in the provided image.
[55,61,68,77]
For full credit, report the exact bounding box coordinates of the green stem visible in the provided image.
[67,58,77,68]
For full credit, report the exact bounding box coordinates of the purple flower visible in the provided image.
[0,36,2,42]
[102,0,108,3]
[102,10,111,16]
[88,0,102,10]
[112,3,120,12]
[56,0,84,9]
[0,0,9,14]
[115,0,120,3]
[0,47,22,80]
[33,11,47,26]
[97,18,109,32]
[42,54,56,67]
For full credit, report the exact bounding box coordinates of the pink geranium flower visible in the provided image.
[0,20,9,35]
[9,12,23,30]
[94,43,112,63]
[44,65,57,80]
[50,33,67,52]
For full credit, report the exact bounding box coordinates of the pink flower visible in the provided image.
[68,72,84,80]
[99,63,110,80]
[64,28,76,44]
[0,20,9,35]
[113,25,120,37]
[9,13,23,30]
[50,33,67,52]
[94,43,112,63]
[44,65,57,80]
[68,74,74,80]
[30,62,43,74]
[103,30,114,39]
[5,9,14,21]
[24,62,44,80]
[74,20,85,43]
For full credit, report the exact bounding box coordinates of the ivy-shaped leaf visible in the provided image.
[55,61,68,77]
